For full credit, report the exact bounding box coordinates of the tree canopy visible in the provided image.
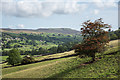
[74,18,111,61]
[7,48,22,66]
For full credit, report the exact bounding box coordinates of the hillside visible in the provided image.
[36,28,80,34]
[0,28,80,34]
[0,31,82,56]
[2,40,120,78]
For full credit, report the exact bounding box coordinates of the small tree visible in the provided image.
[7,48,22,66]
[74,18,111,61]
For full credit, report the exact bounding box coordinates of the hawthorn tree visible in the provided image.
[74,18,111,61]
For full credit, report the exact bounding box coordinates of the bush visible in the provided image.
[21,55,35,64]
[7,48,22,66]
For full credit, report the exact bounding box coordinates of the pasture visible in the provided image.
[2,40,120,78]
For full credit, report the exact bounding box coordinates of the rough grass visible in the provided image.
[2,47,119,78]
[2,56,92,78]
[2,40,119,78]
[2,57,73,76]
[49,52,119,78]
[35,50,75,61]
[0,56,8,61]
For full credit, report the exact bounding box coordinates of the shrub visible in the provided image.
[7,48,22,66]
[21,55,35,64]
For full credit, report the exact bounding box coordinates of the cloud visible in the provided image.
[92,0,117,8]
[8,24,24,28]
[0,0,117,17]
[17,24,24,28]
[0,0,87,17]
[8,25,14,28]
[94,9,99,15]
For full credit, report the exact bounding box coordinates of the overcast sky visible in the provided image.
[0,0,119,31]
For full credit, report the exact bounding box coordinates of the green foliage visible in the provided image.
[2,50,9,56]
[21,55,35,64]
[109,32,118,40]
[57,42,78,53]
[48,47,58,54]
[109,29,120,40]
[1,32,82,56]
[13,44,22,48]
[7,48,22,66]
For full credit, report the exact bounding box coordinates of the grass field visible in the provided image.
[2,40,120,78]
[1,51,75,68]
[0,56,8,61]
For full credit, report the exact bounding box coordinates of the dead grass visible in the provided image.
[108,39,120,47]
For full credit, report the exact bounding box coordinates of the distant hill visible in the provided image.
[36,28,80,34]
[0,28,80,34]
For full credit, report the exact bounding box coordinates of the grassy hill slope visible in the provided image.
[2,40,120,78]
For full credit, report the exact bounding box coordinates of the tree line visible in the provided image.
[1,32,82,49]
